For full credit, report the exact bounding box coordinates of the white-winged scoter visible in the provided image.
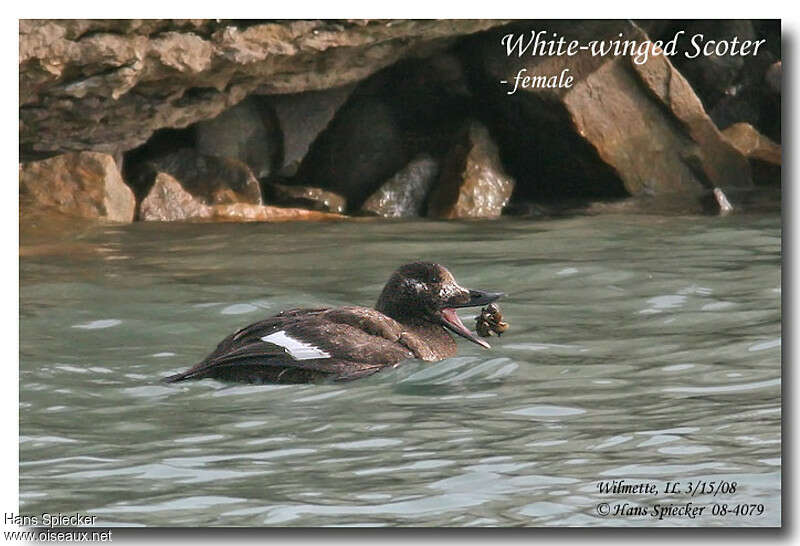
[164,262,503,384]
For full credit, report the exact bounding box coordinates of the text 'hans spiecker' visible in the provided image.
[4,512,98,527]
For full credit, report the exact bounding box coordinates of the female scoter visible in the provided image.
[164,262,503,384]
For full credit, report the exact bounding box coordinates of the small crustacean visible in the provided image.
[476,303,509,338]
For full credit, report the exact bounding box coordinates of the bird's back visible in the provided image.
[164,306,421,384]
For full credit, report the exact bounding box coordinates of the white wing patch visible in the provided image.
[261,331,332,360]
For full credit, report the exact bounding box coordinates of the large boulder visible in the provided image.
[194,96,283,179]
[139,172,213,221]
[19,152,135,222]
[20,19,504,158]
[293,96,408,211]
[467,20,754,206]
[269,84,355,168]
[427,121,515,219]
[630,49,753,193]
[361,154,440,217]
[642,20,780,141]
[131,148,263,205]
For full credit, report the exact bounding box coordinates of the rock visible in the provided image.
[132,148,263,205]
[19,152,135,222]
[263,182,346,214]
[696,21,781,141]
[427,121,515,219]
[630,50,753,193]
[467,20,753,206]
[139,173,345,222]
[269,84,355,167]
[585,183,782,216]
[360,154,440,217]
[766,61,781,95]
[294,56,471,211]
[139,172,213,221]
[121,127,196,198]
[669,20,757,110]
[293,95,410,211]
[20,19,505,158]
[584,192,724,216]
[194,96,283,178]
[210,203,344,223]
[721,122,781,185]
[713,188,734,215]
[667,20,780,140]
[502,201,563,217]
[721,122,781,165]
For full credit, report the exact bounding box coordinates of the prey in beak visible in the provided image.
[439,289,504,348]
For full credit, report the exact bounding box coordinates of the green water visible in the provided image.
[19,214,781,526]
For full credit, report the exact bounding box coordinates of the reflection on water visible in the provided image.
[19,214,781,526]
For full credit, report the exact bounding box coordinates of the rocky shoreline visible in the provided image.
[19,19,781,224]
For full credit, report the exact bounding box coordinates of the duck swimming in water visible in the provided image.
[164,262,503,384]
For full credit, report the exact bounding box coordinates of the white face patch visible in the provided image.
[260,331,332,360]
[403,278,427,294]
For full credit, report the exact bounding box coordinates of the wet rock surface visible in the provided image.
[427,121,515,219]
[20,152,135,222]
[360,154,440,217]
[263,182,347,214]
[210,203,344,223]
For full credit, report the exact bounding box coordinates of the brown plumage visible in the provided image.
[164,262,503,384]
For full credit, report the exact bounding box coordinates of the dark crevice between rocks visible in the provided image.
[123,126,197,206]
[20,142,64,163]
[174,87,223,108]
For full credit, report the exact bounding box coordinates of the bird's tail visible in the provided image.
[163,369,195,383]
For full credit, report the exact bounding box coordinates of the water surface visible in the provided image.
[19,214,781,526]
